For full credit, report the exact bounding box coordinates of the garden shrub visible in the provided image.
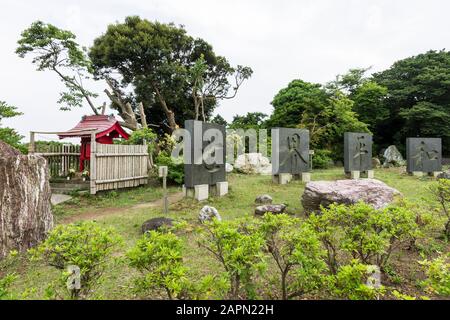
[197,219,266,299]
[259,213,327,299]
[312,149,333,169]
[155,151,184,185]
[429,179,450,239]
[307,202,419,273]
[328,260,386,300]
[419,252,449,297]
[30,221,122,299]
[127,230,190,299]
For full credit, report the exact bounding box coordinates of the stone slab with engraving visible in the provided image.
[406,138,442,173]
[272,128,310,175]
[344,132,373,173]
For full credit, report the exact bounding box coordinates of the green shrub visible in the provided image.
[312,149,333,169]
[419,252,449,297]
[259,213,326,299]
[307,202,419,273]
[30,222,122,299]
[127,230,189,299]
[155,151,184,185]
[429,179,450,239]
[197,219,266,299]
[0,274,17,300]
[328,260,385,300]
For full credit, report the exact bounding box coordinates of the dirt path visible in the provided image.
[60,192,185,224]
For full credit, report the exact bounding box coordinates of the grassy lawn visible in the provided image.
[4,167,449,299]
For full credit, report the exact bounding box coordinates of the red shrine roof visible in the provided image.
[58,115,130,140]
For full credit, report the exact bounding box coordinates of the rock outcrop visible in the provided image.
[141,217,174,233]
[255,204,287,215]
[382,145,406,167]
[0,141,54,258]
[301,179,401,213]
[234,153,272,175]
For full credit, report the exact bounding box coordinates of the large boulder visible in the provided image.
[141,217,174,233]
[382,145,406,167]
[234,153,272,175]
[0,141,54,258]
[301,179,401,213]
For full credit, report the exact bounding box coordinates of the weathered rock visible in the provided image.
[141,217,174,233]
[199,206,222,223]
[382,145,406,167]
[301,179,401,213]
[226,163,234,173]
[0,141,54,258]
[437,171,450,180]
[234,153,272,175]
[255,194,273,205]
[255,204,287,215]
[372,157,381,168]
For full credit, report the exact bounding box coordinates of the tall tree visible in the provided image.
[229,112,268,129]
[89,16,252,134]
[373,50,450,153]
[16,21,142,131]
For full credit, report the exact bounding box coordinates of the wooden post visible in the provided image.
[90,131,97,195]
[158,166,168,214]
[29,131,35,154]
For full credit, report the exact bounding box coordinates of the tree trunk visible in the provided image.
[153,85,178,132]
[0,141,54,259]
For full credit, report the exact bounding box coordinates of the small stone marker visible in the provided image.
[67,265,81,291]
[366,265,381,289]
[199,206,222,223]
[158,166,169,214]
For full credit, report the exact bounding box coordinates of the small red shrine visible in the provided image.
[58,115,129,171]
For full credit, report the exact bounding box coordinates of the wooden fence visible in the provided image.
[35,144,83,178]
[90,142,149,194]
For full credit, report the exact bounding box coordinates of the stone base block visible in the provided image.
[367,170,374,179]
[301,172,311,183]
[185,184,209,201]
[215,181,228,197]
[433,171,443,178]
[412,171,424,177]
[272,173,292,185]
[350,171,360,180]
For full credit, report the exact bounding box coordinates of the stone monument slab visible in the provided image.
[272,128,310,175]
[344,132,373,173]
[406,138,442,173]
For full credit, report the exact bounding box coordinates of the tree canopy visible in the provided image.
[89,16,252,134]
[0,101,25,153]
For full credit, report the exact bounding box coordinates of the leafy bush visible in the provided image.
[0,274,17,300]
[30,222,122,299]
[328,260,385,300]
[307,202,419,273]
[155,151,184,185]
[259,214,326,299]
[128,230,189,299]
[429,179,450,239]
[419,253,449,297]
[197,219,266,299]
[312,149,333,169]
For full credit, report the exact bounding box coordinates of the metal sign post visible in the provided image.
[158,166,169,214]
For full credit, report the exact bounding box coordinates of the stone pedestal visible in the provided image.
[351,171,360,180]
[272,173,292,185]
[433,171,443,178]
[214,181,228,197]
[412,171,424,177]
[301,172,311,183]
[185,184,209,201]
[367,170,374,179]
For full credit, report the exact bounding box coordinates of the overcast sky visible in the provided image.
[1,0,449,142]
